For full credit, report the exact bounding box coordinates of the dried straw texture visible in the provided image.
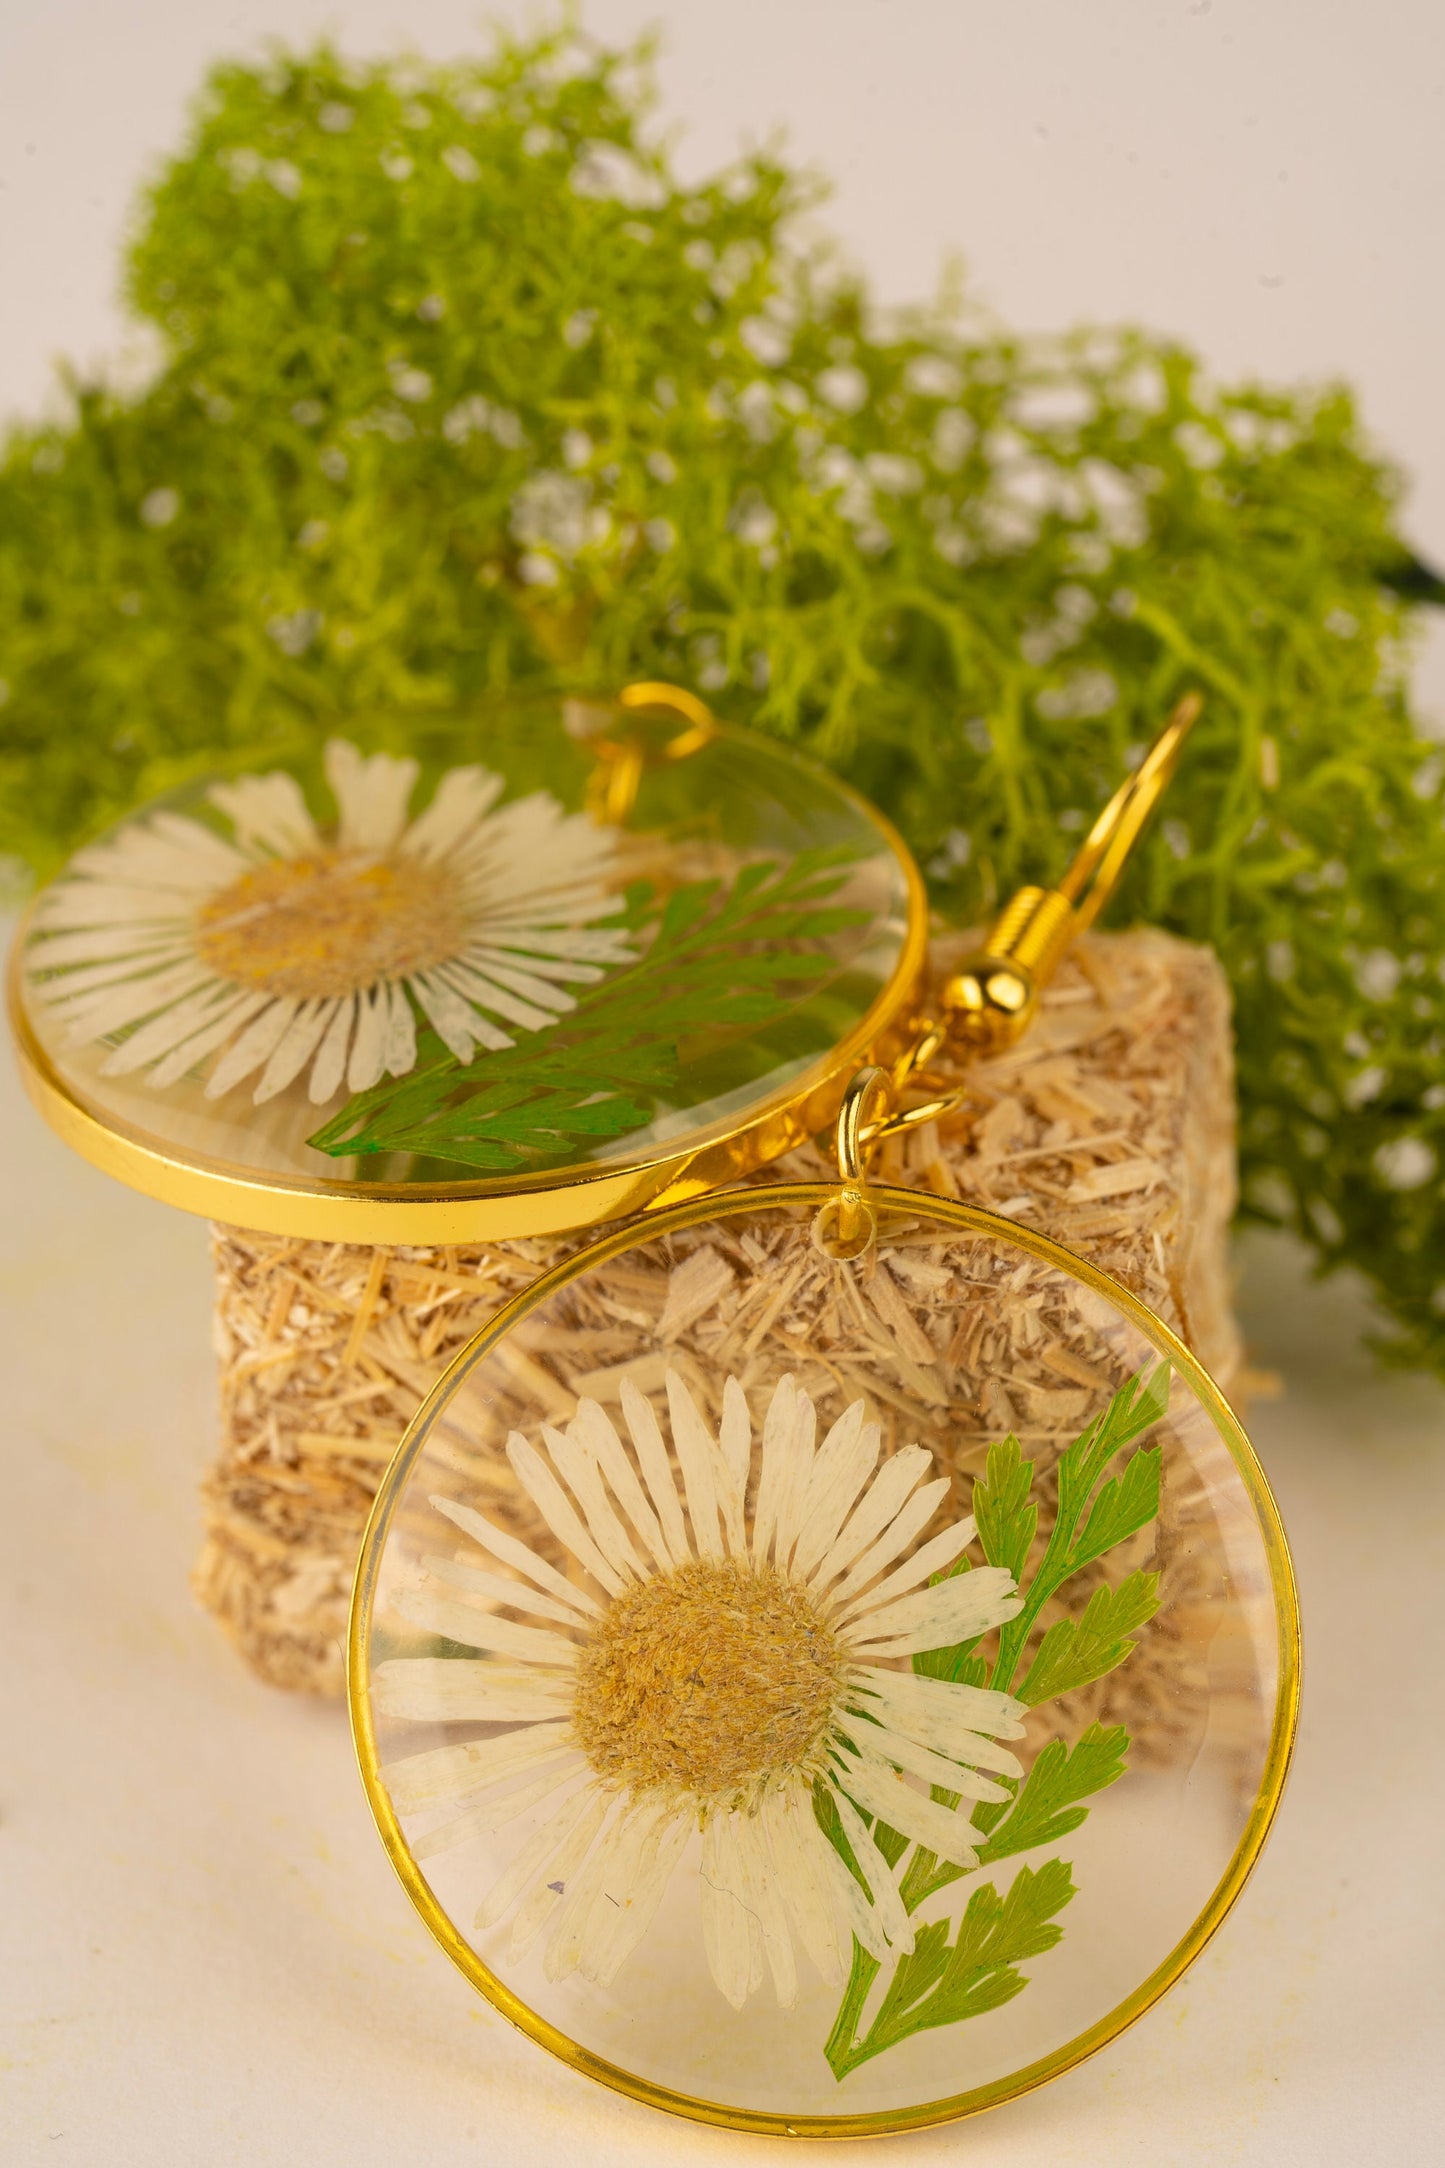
[195,924,1240,1706]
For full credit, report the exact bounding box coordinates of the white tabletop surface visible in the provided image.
[3,988,1444,2166]
[4,4,1445,2159]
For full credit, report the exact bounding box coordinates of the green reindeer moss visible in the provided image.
[2,22,1442,1379]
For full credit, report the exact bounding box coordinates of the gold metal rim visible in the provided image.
[349,1182,1302,2139]
[5,727,928,1243]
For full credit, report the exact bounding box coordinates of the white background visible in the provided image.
[3,4,1445,2163]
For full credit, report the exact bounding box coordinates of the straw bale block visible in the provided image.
[192,925,1239,1698]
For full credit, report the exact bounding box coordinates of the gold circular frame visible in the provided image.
[349,1183,1301,2139]
[7,730,927,1244]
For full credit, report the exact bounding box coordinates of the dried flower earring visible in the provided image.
[351,695,1299,2135]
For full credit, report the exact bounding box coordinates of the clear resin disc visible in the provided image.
[351,1186,1298,2136]
[11,700,921,1241]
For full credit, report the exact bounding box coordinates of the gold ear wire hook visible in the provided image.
[1057,690,1203,931]
[938,690,1202,1056]
[815,690,1202,1249]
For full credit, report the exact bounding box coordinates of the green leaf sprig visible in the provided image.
[823,1363,1166,2081]
[306,844,863,1172]
[823,1861,1075,2077]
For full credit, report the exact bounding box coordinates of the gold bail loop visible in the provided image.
[834,1064,895,1184]
[813,1067,893,1259]
[580,681,718,825]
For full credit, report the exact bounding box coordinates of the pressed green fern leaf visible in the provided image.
[307,846,864,1171]
[823,1366,1167,2078]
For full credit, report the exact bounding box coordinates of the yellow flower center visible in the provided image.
[195,850,466,1001]
[572,1555,846,1806]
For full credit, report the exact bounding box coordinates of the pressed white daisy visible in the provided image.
[376,1369,1026,2009]
[26,739,633,1105]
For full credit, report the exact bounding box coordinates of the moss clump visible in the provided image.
[2,22,1442,1377]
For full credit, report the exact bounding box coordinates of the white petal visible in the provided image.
[665,1370,722,1560]
[459,953,576,1014]
[429,965,513,1050]
[64,810,250,891]
[428,1495,601,1619]
[844,1568,1022,1657]
[830,1791,914,1953]
[58,960,212,1043]
[505,1432,627,1598]
[374,1657,575,1723]
[392,1587,579,1668]
[619,1377,690,1565]
[447,787,551,873]
[145,807,257,872]
[383,1719,574,1814]
[40,943,193,1007]
[456,882,622,931]
[791,1402,876,1580]
[28,921,192,969]
[808,1445,933,1595]
[150,990,272,1088]
[453,793,603,899]
[733,1809,798,2007]
[832,1516,978,1626]
[833,1714,1018,1798]
[33,885,198,936]
[476,1783,602,1933]
[307,994,355,1103]
[508,1790,612,1958]
[438,959,556,1033]
[37,822,220,886]
[569,1801,681,1988]
[347,985,389,1092]
[543,1802,647,1982]
[750,1374,797,1566]
[701,1816,755,2009]
[570,1398,670,1571]
[400,763,505,862]
[96,977,247,1075]
[813,1816,893,1963]
[771,1388,818,1571]
[210,771,319,857]
[326,738,418,852]
[253,997,335,1103]
[466,943,605,987]
[841,1755,982,1868]
[419,1556,590,1629]
[760,1792,847,1987]
[850,1667,1028,1747]
[826,1477,950,1609]
[568,1808,665,1983]
[413,1761,585,1862]
[584,1808,692,1988]
[204,996,299,1097]
[717,1375,750,1557]
[383,981,417,1076]
[408,972,478,1062]
[543,1423,646,1582]
[480,923,633,964]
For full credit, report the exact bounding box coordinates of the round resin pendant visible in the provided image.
[9,693,923,1241]
[351,1185,1298,2136]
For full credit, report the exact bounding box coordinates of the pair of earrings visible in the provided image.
[13,684,1296,2135]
